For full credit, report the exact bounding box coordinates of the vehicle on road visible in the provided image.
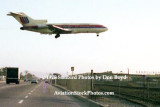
[31,79,38,84]
[45,80,48,83]
[5,67,20,84]
[7,12,108,38]
[24,79,28,82]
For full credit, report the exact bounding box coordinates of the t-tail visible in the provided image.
[7,12,47,26]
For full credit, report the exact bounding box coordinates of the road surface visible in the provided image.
[0,81,89,107]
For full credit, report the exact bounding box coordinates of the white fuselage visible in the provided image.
[25,23,108,34]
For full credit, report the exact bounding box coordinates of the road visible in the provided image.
[0,81,89,107]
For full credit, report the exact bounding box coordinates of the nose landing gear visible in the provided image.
[55,34,60,38]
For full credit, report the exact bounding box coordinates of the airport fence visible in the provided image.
[53,72,160,105]
[93,74,160,105]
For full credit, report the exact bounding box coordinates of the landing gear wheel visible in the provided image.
[55,34,60,38]
[97,34,99,37]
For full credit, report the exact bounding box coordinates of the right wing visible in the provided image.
[48,25,72,34]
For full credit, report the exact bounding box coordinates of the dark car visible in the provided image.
[45,80,48,83]
[31,79,38,84]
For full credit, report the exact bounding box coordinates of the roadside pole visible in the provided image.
[147,77,149,99]
[91,70,93,91]
[71,67,74,76]
[90,70,93,99]
[143,75,146,99]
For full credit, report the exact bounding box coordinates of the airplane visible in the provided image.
[7,12,108,38]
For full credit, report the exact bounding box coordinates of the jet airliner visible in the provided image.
[7,12,108,38]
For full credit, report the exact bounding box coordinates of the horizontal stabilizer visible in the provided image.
[7,12,23,16]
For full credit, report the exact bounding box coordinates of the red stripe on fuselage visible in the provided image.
[55,25,105,28]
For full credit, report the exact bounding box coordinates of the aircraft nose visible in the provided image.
[104,26,108,31]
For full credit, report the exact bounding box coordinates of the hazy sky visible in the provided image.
[1,0,160,77]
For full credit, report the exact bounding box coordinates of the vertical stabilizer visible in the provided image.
[7,12,47,26]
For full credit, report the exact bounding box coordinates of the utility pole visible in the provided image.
[25,71,28,80]
[128,68,129,81]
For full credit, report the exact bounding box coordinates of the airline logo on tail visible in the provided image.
[19,17,29,24]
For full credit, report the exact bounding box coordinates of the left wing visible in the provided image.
[48,25,72,34]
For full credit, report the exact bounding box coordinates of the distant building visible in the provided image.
[0,67,7,76]
[136,71,160,75]
[0,76,6,81]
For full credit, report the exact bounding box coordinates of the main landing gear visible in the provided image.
[55,34,60,38]
[97,33,99,37]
